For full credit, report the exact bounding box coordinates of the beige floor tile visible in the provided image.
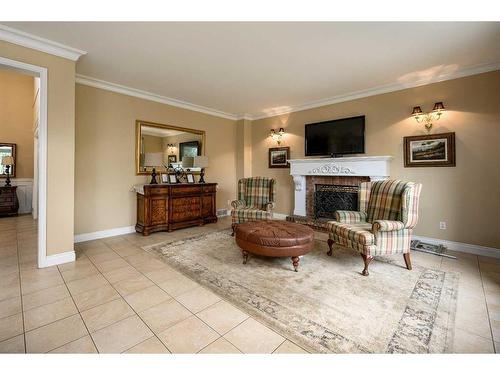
[103,265,142,284]
[139,299,192,334]
[49,335,97,353]
[199,337,241,353]
[124,285,171,312]
[124,336,170,353]
[91,315,153,353]
[176,286,221,313]
[0,312,23,342]
[158,274,200,297]
[21,272,64,295]
[197,300,248,335]
[22,284,70,311]
[158,315,219,353]
[112,245,143,258]
[24,297,78,331]
[0,296,21,319]
[124,253,156,266]
[0,282,20,302]
[224,318,285,353]
[57,255,92,272]
[81,298,135,333]
[113,275,155,296]
[273,340,308,353]
[95,258,130,273]
[144,266,182,284]
[72,283,121,312]
[61,263,99,283]
[87,250,121,264]
[79,240,107,251]
[66,273,109,295]
[25,314,87,353]
[491,319,500,342]
[453,328,495,353]
[133,259,170,274]
[0,334,25,353]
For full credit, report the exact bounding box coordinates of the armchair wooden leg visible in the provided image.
[327,239,334,256]
[403,252,412,270]
[231,224,236,236]
[361,254,373,276]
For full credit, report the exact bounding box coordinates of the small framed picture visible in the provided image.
[186,174,195,183]
[160,173,169,184]
[268,147,290,168]
[167,155,177,164]
[168,174,178,184]
[404,132,456,167]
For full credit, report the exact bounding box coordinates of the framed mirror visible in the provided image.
[136,120,205,175]
[0,143,16,178]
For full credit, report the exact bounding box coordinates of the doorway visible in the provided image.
[0,56,48,268]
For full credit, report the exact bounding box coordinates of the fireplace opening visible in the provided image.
[314,184,359,219]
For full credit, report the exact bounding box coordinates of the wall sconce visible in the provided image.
[411,102,445,132]
[269,127,285,145]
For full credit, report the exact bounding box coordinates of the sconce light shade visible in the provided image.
[432,102,445,112]
[278,127,285,135]
[411,106,423,116]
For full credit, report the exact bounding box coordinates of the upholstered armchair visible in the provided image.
[326,180,422,276]
[231,177,276,235]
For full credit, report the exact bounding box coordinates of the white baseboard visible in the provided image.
[39,250,75,268]
[411,235,500,259]
[74,226,135,243]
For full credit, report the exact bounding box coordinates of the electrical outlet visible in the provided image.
[439,221,447,230]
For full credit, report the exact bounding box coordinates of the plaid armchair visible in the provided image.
[231,177,276,234]
[326,180,422,276]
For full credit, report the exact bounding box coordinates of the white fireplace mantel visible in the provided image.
[288,156,393,216]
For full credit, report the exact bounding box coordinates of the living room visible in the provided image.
[1,1,499,372]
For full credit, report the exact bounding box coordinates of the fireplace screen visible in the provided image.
[314,185,359,219]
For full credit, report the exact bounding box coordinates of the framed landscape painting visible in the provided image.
[268,147,290,168]
[404,132,455,167]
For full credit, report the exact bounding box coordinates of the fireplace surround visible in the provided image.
[288,156,392,220]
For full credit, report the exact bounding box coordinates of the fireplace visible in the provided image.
[314,184,359,219]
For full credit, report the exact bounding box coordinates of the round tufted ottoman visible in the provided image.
[234,220,314,272]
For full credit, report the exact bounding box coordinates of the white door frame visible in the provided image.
[0,56,48,268]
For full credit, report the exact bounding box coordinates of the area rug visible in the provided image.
[146,230,458,353]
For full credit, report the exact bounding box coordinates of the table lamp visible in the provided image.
[194,156,209,183]
[144,152,163,184]
[1,156,14,187]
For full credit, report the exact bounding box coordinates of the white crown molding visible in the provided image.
[75,74,239,121]
[0,24,86,61]
[250,60,500,120]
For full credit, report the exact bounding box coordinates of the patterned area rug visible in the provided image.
[146,230,458,353]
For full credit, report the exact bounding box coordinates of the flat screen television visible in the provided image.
[305,115,365,157]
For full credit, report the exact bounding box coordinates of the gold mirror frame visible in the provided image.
[135,120,206,175]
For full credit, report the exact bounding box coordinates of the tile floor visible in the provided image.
[0,215,499,353]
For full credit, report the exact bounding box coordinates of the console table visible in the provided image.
[135,183,217,235]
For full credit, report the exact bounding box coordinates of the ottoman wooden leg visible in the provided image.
[242,250,248,264]
[291,256,300,272]
[327,239,334,256]
[361,254,373,276]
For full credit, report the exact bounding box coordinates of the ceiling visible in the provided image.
[3,22,500,119]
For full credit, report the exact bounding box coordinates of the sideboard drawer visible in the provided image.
[148,187,170,196]
[171,185,202,196]
[202,185,216,193]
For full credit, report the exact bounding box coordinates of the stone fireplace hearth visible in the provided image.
[286,156,392,229]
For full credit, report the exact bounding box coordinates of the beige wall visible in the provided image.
[235,119,252,180]
[251,70,500,249]
[0,69,34,179]
[0,40,76,256]
[75,84,237,235]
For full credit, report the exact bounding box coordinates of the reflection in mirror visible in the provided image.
[0,143,16,177]
[136,120,205,175]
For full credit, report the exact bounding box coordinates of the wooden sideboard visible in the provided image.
[136,183,217,235]
[0,186,19,217]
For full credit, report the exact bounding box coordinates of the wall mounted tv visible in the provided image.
[305,115,365,157]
